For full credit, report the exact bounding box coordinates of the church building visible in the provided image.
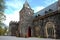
[9,0,60,39]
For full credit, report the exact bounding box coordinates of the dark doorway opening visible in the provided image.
[28,27,31,37]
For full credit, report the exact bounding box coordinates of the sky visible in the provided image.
[4,0,58,26]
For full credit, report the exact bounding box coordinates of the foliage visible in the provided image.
[0,26,8,35]
[0,0,6,22]
[0,0,7,36]
[0,0,5,12]
[0,12,6,22]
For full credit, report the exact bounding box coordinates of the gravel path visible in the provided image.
[0,36,58,40]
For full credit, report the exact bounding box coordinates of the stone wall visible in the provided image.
[33,11,60,38]
[9,21,19,36]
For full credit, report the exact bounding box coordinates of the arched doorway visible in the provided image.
[45,22,56,38]
[28,27,31,37]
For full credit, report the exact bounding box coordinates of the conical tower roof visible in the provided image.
[23,0,31,8]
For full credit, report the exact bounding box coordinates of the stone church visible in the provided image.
[9,0,60,39]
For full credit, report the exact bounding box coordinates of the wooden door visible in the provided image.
[28,27,31,37]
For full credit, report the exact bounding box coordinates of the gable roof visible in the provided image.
[34,1,58,16]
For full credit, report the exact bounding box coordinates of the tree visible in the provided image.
[0,0,6,22]
[0,0,6,35]
[0,26,8,35]
[0,26,5,35]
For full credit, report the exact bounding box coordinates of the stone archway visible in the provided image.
[45,22,56,38]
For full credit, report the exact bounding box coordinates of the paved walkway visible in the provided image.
[0,36,58,40]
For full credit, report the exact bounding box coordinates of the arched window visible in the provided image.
[45,22,56,38]
[34,26,40,37]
